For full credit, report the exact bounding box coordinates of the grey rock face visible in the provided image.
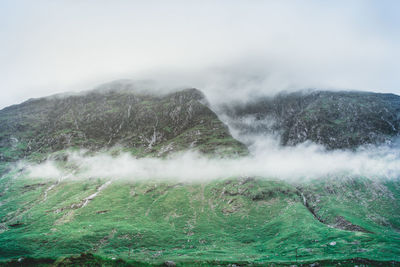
[219,90,400,149]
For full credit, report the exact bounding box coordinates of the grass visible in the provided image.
[0,168,399,265]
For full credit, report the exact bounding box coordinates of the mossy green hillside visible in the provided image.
[0,86,247,162]
[0,167,399,265]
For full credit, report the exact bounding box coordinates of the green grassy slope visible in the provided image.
[1,163,399,265]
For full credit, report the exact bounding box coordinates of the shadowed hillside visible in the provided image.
[219,90,400,149]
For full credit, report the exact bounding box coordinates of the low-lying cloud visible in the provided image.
[25,136,400,183]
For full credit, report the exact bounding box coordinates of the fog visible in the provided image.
[19,80,400,183]
[25,136,400,182]
[1,1,400,108]
[2,1,400,183]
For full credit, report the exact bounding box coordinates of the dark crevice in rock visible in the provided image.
[333,216,373,233]
[296,188,373,233]
[296,189,325,224]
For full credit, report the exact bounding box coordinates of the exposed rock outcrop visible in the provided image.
[219,90,400,149]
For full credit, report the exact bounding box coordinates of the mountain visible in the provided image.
[0,84,246,162]
[219,90,400,149]
[0,85,399,266]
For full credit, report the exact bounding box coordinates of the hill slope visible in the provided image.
[219,90,400,149]
[0,172,399,265]
[0,85,246,162]
[0,86,400,266]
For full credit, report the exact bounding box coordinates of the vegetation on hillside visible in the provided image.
[0,87,400,266]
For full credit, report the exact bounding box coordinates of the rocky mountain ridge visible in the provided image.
[219,90,400,149]
[0,85,246,162]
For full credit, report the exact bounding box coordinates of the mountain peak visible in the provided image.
[0,86,246,162]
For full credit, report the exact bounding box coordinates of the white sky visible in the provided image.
[1,0,400,108]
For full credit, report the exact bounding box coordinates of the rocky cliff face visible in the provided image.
[219,90,400,149]
[0,85,246,162]
[2,86,399,163]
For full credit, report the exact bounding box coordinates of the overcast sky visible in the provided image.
[1,0,400,108]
